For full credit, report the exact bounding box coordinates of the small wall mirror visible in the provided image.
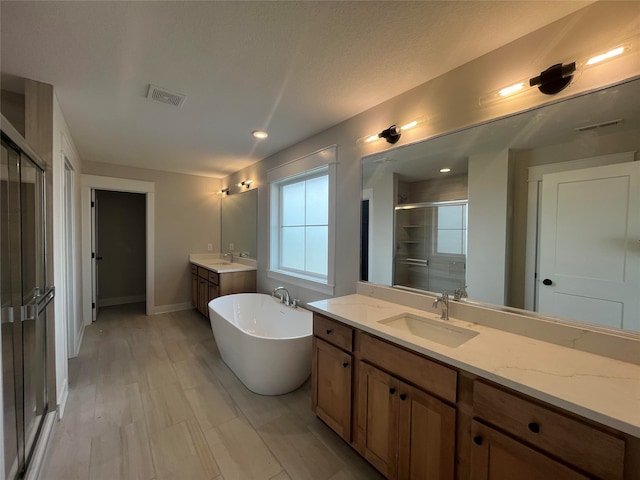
[361,77,640,333]
[221,189,257,259]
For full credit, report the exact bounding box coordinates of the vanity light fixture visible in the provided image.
[359,116,425,145]
[439,168,451,173]
[219,187,230,195]
[237,180,253,189]
[529,62,576,95]
[252,130,268,139]
[481,37,636,104]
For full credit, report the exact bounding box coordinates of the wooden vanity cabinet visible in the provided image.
[471,380,626,480]
[357,334,456,480]
[312,315,354,441]
[190,263,256,317]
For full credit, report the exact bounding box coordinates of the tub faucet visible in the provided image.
[272,286,290,306]
[433,292,449,320]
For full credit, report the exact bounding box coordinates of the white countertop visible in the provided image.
[307,294,640,438]
[189,253,257,273]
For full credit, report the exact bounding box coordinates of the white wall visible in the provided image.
[223,2,640,306]
[52,92,83,414]
[466,149,512,305]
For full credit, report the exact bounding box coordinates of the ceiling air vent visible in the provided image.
[147,84,186,107]
[574,118,622,132]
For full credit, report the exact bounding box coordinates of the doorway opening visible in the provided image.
[93,190,146,320]
[81,175,155,326]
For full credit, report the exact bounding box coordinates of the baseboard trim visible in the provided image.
[153,302,193,315]
[25,410,56,480]
[57,381,69,420]
[97,294,146,307]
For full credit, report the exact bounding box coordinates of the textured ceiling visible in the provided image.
[0,1,593,178]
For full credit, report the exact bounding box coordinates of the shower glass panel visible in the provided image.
[19,154,47,462]
[394,201,467,293]
[1,131,50,480]
[1,138,20,480]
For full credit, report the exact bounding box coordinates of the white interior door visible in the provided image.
[538,161,640,331]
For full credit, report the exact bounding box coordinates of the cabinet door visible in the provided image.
[198,278,208,316]
[312,338,352,441]
[357,362,400,479]
[191,273,198,307]
[398,384,455,480]
[470,420,589,480]
[208,282,219,303]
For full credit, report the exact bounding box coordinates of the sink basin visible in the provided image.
[378,313,478,348]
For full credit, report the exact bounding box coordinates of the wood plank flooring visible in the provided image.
[40,303,383,480]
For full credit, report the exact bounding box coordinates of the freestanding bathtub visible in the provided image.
[208,293,312,395]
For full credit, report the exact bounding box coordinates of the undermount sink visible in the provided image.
[378,313,478,348]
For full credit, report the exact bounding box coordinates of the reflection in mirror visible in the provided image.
[221,189,257,259]
[361,77,640,333]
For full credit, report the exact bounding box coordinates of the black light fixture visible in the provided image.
[378,125,401,144]
[220,187,230,195]
[529,62,576,95]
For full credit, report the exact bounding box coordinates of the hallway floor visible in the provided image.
[40,303,383,480]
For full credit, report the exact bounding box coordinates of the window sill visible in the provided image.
[267,269,335,296]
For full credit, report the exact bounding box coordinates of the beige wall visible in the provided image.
[81,161,221,308]
[223,2,640,305]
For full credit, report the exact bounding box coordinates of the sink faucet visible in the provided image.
[433,292,449,320]
[272,286,290,306]
[225,251,234,263]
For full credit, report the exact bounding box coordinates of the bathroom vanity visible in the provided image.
[189,254,257,317]
[308,290,640,480]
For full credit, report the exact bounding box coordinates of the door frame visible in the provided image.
[81,175,155,324]
[524,151,636,311]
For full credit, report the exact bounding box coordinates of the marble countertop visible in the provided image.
[307,294,640,438]
[189,253,257,273]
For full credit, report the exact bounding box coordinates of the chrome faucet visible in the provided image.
[433,292,449,320]
[454,285,468,301]
[225,251,234,263]
[271,286,290,306]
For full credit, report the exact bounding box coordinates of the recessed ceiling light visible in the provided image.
[252,130,268,139]
[440,168,451,173]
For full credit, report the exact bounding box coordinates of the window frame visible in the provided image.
[268,146,337,295]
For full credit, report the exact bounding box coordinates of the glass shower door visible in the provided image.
[1,131,50,479]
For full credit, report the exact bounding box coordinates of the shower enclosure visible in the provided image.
[394,200,467,293]
[1,120,55,479]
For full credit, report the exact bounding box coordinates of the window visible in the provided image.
[435,203,467,255]
[269,146,336,294]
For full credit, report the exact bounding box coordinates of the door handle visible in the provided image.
[96,256,104,261]
[21,304,37,322]
[542,278,553,286]
[1,307,14,324]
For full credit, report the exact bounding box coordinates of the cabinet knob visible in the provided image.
[473,435,483,446]
[342,361,349,368]
[399,393,407,401]
[528,422,540,433]
[326,329,333,334]
[389,388,396,395]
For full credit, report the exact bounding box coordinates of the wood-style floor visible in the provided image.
[40,303,383,480]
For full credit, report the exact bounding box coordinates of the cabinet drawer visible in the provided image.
[313,314,353,352]
[197,266,209,279]
[473,380,625,480]
[360,333,457,404]
[190,264,197,275]
[208,271,219,284]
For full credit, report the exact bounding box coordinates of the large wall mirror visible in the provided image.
[221,188,257,259]
[361,77,640,333]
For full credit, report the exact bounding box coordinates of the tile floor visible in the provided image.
[40,303,383,480]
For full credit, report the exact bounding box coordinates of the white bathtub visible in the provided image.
[208,293,312,395]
